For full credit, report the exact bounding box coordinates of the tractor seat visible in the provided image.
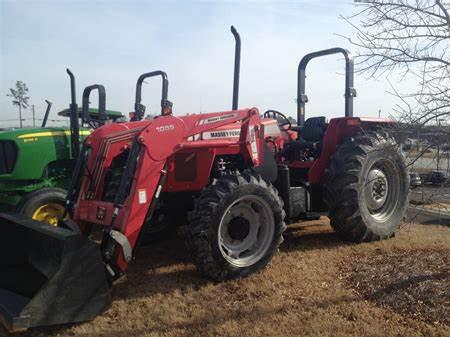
[283,117,327,161]
[299,116,327,142]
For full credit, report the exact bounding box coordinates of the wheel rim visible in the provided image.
[364,160,399,222]
[218,195,274,267]
[32,203,65,226]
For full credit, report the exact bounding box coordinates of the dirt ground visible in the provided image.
[2,219,449,337]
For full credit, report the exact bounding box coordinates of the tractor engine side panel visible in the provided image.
[164,145,244,192]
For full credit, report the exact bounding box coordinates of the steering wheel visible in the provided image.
[263,110,292,130]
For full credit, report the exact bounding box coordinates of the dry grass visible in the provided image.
[2,219,449,337]
[343,249,449,325]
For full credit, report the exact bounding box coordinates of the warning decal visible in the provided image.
[138,189,147,204]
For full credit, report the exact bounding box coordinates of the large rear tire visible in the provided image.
[324,131,409,242]
[187,171,286,281]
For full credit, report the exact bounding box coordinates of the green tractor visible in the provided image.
[0,69,123,225]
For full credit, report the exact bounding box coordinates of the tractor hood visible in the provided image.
[0,127,90,181]
[0,127,73,139]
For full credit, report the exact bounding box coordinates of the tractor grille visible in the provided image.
[101,149,129,202]
[0,141,18,174]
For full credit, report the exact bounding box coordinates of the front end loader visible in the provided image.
[0,214,111,330]
[0,26,409,332]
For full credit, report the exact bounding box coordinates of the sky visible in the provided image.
[0,0,413,128]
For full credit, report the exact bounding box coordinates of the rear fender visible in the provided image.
[308,117,393,184]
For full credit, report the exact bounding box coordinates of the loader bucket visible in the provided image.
[0,213,111,332]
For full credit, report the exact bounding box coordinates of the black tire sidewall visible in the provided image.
[140,211,178,244]
[17,188,67,219]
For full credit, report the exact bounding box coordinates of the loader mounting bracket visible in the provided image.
[109,230,132,263]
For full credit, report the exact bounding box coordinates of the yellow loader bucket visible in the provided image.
[0,213,111,332]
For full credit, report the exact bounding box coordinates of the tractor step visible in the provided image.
[0,213,111,332]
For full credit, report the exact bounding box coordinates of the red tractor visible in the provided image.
[0,27,409,331]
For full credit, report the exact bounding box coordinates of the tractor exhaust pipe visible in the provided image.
[231,25,241,111]
[133,70,171,121]
[66,69,80,160]
[41,99,52,128]
[297,48,356,127]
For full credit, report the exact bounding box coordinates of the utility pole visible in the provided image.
[436,118,444,171]
[32,105,36,128]
[378,109,381,118]
[447,152,449,174]
[19,104,22,128]
[436,118,440,171]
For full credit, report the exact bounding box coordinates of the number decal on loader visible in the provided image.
[155,124,175,133]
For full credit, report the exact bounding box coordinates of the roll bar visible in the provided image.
[133,70,171,121]
[41,100,52,127]
[66,68,80,160]
[297,47,356,127]
[231,26,241,110]
[82,84,107,125]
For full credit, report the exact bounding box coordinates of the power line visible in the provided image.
[32,105,36,127]
[0,118,67,122]
[0,118,25,122]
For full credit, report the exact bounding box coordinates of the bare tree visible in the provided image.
[7,81,30,128]
[341,0,450,126]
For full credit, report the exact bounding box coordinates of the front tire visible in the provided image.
[140,210,178,244]
[325,131,409,242]
[187,171,286,281]
[16,187,67,226]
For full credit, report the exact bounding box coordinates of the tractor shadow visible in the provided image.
[112,236,207,301]
[112,218,348,301]
[281,220,348,253]
[421,217,450,227]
